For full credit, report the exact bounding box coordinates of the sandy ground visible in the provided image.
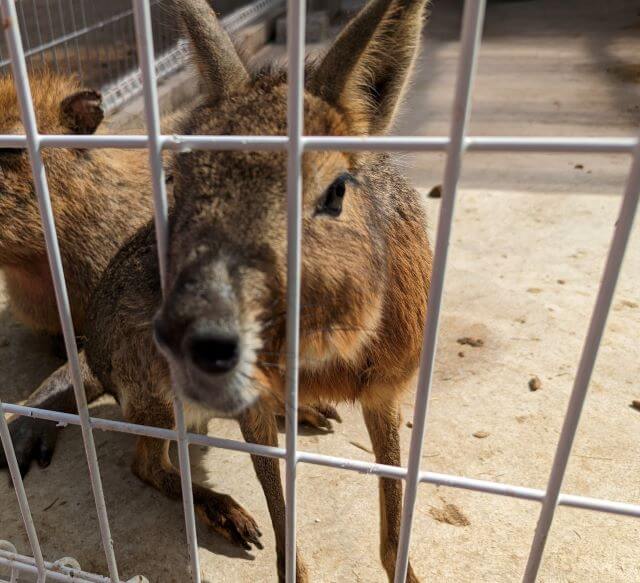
[1,0,640,581]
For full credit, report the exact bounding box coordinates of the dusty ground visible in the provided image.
[1,0,639,581]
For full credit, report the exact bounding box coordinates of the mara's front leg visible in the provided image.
[0,352,104,477]
[363,400,420,583]
[239,405,309,583]
[127,400,262,551]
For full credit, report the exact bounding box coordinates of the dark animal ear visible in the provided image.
[59,90,104,135]
[172,0,249,100]
[309,0,428,135]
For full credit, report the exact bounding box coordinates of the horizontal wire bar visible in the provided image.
[304,136,638,153]
[0,135,636,152]
[0,134,290,150]
[465,136,638,153]
[4,403,639,519]
[418,472,640,518]
[0,556,96,583]
[0,549,111,583]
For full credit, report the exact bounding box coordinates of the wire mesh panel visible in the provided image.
[0,1,169,87]
[0,0,639,582]
[0,0,283,111]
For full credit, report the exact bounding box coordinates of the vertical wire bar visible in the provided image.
[131,2,201,581]
[522,137,640,582]
[94,3,113,86]
[156,2,167,55]
[86,2,105,86]
[78,0,99,88]
[107,20,120,81]
[100,5,118,87]
[0,401,47,583]
[17,0,32,71]
[119,15,133,76]
[55,0,72,73]
[284,0,306,579]
[393,1,486,581]
[31,0,48,68]
[45,0,61,72]
[0,1,120,581]
[67,0,84,80]
[115,14,130,80]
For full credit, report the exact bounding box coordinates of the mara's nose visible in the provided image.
[186,329,240,375]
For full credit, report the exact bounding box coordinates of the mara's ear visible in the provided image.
[59,90,104,134]
[309,0,428,135]
[172,0,249,100]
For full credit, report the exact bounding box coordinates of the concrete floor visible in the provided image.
[1,0,639,581]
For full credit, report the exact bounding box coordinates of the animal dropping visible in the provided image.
[529,376,542,392]
[427,184,442,198]
[457,336,484,347]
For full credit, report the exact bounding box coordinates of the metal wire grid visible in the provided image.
[0,1,168,101]
[0,0,639,581]
[0,0,284,113]
[103,0,285,111]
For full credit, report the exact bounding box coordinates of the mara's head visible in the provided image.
[0,72,104,249]
[154,0,429,415]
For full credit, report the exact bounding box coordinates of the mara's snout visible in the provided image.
[185,327,240,375]
[154,314,260,416]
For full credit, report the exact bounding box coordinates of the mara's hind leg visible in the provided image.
[0,352,104,477]
[363,400,420,583]
[239,405,308,583]
[127,400,262,550]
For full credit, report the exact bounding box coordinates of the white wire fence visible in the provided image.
[0,0,284,111]
[0,0,638,582]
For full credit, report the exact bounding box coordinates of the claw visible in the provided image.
[36,441,54,468]
[0,416,60,481]
[197,493,263,550]
[297,403,342,432]
[313,403,342,423]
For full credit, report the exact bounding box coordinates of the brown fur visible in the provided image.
[0,72,152,334]
[0,69,341,482]
[6,0,433,581]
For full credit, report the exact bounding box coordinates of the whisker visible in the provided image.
[313,326,378,333]
[256,355,334,367]
[238,370,272,393]
[258,325,377,339]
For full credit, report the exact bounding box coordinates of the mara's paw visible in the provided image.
[196,492,263,551]
[0,416,59,481]
[277,402,342,433]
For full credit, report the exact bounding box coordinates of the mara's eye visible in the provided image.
[316,173,353,218]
